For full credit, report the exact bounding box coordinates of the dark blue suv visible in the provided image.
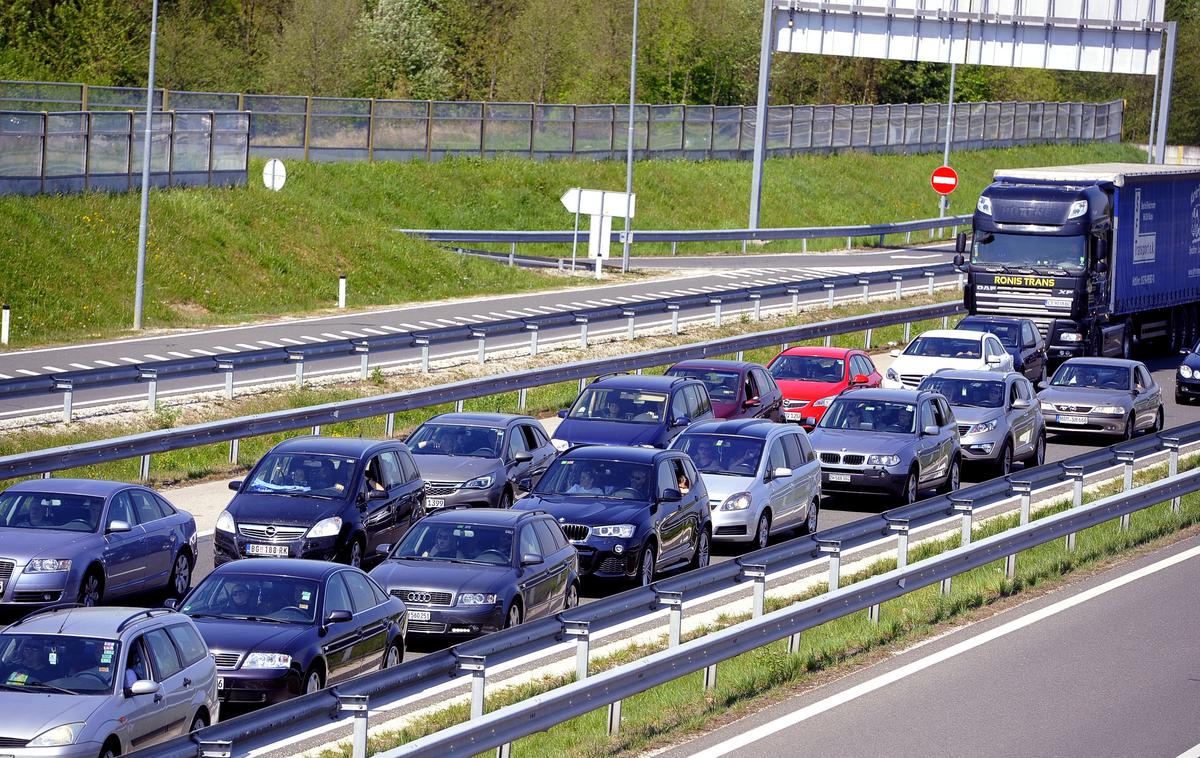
[552,375,716,451]
[513,446,711,587]
[957,315,1048,383]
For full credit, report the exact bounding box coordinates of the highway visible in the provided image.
[658,531,1200,758]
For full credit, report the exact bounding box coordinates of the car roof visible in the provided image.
[270,435,399,457]
[5,478,137,497]
[776,346,858,358]
[209,558,344,580]
[840,387,931,402]
[562,445,673,464]
[422,508,544,526]
[588,374,697,391]
[669,359,755,372]
[925,369,1021,382]
[5,606,178,638]
[1060,357,1141,368]
[680,418,785,438]
[423,412,533,427]
[916,329,990,340]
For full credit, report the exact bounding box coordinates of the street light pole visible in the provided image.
[133,0,160,330]
[621,0,639,274]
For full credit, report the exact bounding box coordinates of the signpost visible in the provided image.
[263,159,287,191]
[931,165,959,196]
[560,189,636,280]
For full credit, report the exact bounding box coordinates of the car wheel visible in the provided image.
[168,551,192,599]
[753,511,771,550]
[690,528,711,570]
[1122,415,1135,441]
[1029,433,1046,467]
[939,458,960,494]
[802,499,820,535]
[564,581,580,610]
[99,743,119,758]
[638,544,657,587]
[304,667,324,695]
[903,470,919,505]
[345,539,364,569]
[78,570,103,607]
[995,441,1013,478]
[1154,407,1164,433]
[189,712,208,733]
[383,641,403,669]
[497,489,513,509]
[504,600,523,628]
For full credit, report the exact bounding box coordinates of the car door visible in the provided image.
[679,456,707,549]
[515,424,555,490]
[687,383,715,423]
[505,427,535,495]
[653,460,686,564]
[516,524,555,620]
[142,627,195,739]
[381,450,422,542]
[763,437,798,526]
[396,451,426,529]
[533,519,573,610]
[752,367,783,419]
[935,397,958,479]
[915,401,941,485]
[361,454,399,554]
[165,623,215,725]
[319,572,360,683]
[1021,321,1046,381]
[1133,365,1159,428]
[103,491,148,596]
[128,489,174,591]
[782,433,819,524]
[342,570,391,677]
[1007,378,1037,457]
[740,371,760,418]
[120,636,172,751]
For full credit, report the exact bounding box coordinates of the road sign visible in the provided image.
[560,188,635,219]
[931,166,958,195]
[263,159,287,191]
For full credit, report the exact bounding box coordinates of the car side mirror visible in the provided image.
[769,467,792,481]
[1011,398,1032,410]
[228,480,242,492]
[743,397,761,408]
[986,355,1003,366]
[520,553,543,566]
[661,488,682,502]
[107,520,131,534]
[802,416,817,428]
[1181,349,1190,356]
[376,543,392,557]
[367,489,389,500]
[672,416,691,428]
[850,373,869,385]
[955,231,967,255]
[128,680,160,697]
[889,349,901,358]
[557,409,569,419]
[162,598,178,610]
[923,425,939,437]
[325,609,353,625]
[1096,260,1109,274]
[513,451,533,463]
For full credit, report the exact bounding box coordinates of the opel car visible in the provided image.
[1037,358,1164,439]
[767,347,881,427]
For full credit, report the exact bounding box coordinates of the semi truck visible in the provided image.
[954,163,1200,363]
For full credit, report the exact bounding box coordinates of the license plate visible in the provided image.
[246,543,288,557]
[409,610,431,621]
[426,498,445,509]
[1057,415,1088,425]
[784,411,806,421]
[217,676,225,690]
[828,473,852,482]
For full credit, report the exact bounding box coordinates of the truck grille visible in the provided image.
[424,481,462,496]
[390,588,453,606]
[212,652,242,669]
[238,524,306,541]
[560,524,590,542]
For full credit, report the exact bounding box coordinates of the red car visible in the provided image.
[766,347,882,427]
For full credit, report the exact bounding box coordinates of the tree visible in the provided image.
[260,0,368,97]
[360,0,453,100]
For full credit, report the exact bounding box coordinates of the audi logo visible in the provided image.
[406,592,432,603]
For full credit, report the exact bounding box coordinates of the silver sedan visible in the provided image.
[1037,358,1164,440]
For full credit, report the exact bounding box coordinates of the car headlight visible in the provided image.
[1181,365,1194,379]
[457,593,498,606]
[720,493,753,511]
[1040,402,1056,412]
[867,454,901,466]
[216,510,236,533]
[28,723,83,747]
[305,516,343,539]
[25,558,71,573]
[551,438,570,452]
[593,524,636,538]
[813,396,835,407]
[977,196,993,215]
[967,419,999,435]
[1067,199,1088,219]
[243,652,292,669]
[886,368,898,381]
[1092,406,1126,415]
[1059,332,1083,343]
[463,475,494,489]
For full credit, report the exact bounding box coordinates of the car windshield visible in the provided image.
[407,423,503,458]
[183,574,321,624]
[919,377,1005,408]
[904,336,981,359]
[0,492,103,532]
[667,368,740,400]
[533,458,655,500]
[0,633,119,694]
[673,434,763,476]
[768,355,845,383]
[821,399,916,434]
[971,230,1086,269]
[1050,364,1131,390]
[567,387,667,424]
[392,522,515,565]
[244,453,356,498]
[959,321,1019,348]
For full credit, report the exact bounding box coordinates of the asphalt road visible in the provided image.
[657,531,1200,758]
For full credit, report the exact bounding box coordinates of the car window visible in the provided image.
[1009,381,1021,405]
[796,433,816,463]
[1022,321,1038,346]
[767,441,788,472]
[680,385,700,417]
[153,493,178,516]
[781,435,805,468]
[324,573,353,613]
[532,520,560,555]
[143,628,182,681]
[529,424,551,448]
[671,391,690,422]
[519,424,543,450]
[848,355,864,377]
[753,368,777,395]
[376,452,404,488]
[108,491,137,527]
[124,638,151,685]
[369,577,389,605]
[671,458,694,494]
[398,451,420,483]
[509,430,530,458]
[937,398,954,425]
[919,402,936,430]
[1015,379,1032,400]
[692,385,712,416]
[519,525,542,558]
[744,371,760,401]
[1136,366,1152,388]
[657,461,676,497]
[166,624,208,668]
[536,519,570,552]
[130,490,168,523]
[342,571,379,613]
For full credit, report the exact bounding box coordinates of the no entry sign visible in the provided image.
[931,165,958,195]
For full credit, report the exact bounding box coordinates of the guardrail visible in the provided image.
[127,420,1200,758]
[0,263,959,419]
[0,300,962,482]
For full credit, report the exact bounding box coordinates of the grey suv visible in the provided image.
[0,605,218,757]
[808,388,961,505]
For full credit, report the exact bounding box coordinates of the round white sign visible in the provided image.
[263,159,287,191]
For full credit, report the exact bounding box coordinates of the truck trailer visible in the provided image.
[955,162,1200,363]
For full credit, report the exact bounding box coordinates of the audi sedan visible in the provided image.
[1037,358,1164,439]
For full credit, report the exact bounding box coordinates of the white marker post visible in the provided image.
[1,304,8,345]
[560,188,636,282]
[263,159,287,192]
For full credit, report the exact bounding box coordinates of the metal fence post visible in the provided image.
[624,310,637,340]
[788,287,800,315]
[750,294,762,321]
[216,359,234,399]
[945,497,974,595]
[472,331,486,364]
[741,563,767,618]
[355,342,370,379]
[338,694,369,758]
[667,304,680,335]
[518,388,528,411]
[1165,437,1181,513]
[576,317,589,348]
[607,698,622,736]
[198,741,232,758]
[865,328,873,350]
[1061,464,1083,550]
[527,324,539,356]
[926,271,936,296]
[229,437,240,465]
[459,655,487,719]
[288,351,304,387]
[455,399,464,412]
[942,315,949,329]
[508,243,516,267]
[904,321,912,343]
[824,283,835,309]
[416,338,430,373]
[139,454,151,480]
[384,413,395,437]
[817,539,842,590]
[1116,449,1135,530]
[703,660,718,690]
[710,299,723,328]
[311,425,322,436]
[658,590,683,647]
[1012,480,1033,526]
[140,368,158,411]
[893,274,903,299]
[858,278,870,303]
[55,379,73,423]
[564,620,590,680]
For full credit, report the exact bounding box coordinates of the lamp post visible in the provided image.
[133,0,160,330]
[621,0,639,274]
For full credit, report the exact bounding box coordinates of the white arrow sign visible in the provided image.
[560,188,635,219]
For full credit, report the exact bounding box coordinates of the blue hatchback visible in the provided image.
[552,375,716,450]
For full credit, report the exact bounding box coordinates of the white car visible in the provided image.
[882,329,1013,389]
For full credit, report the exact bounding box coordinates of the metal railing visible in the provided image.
[0,81,1122,163]
[127,421,1200,758]
[0,109,250,196]
[0,263,961,424]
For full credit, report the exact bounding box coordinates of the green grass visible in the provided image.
[316,455,1199,758]
[0,142,1142,347]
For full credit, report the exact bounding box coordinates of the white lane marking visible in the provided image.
[340,330,367,338]
[1175,742,1200,758]
[689,543,1200,758]
[166,351,191,359]
[417,321,442,329]
[320,333,342,341]
[279,337,304,346]
[190,349,215,356]
[398,323,422,330]
[235,343,258,350]
[453,316,480,324]
[297,336,323,343]
[0,373,10,379]
[380,325,405,332]
[120,357,139,363]
[212,345,238,353]
[361,327,387,334]
[94,360,118,367]
[69,363,91,370]
[489,312,510,319]
[42,366,66,372]
[435,319,460,326]
[143,354,167,361]
[256,341,283,348]
[16,369,38,376]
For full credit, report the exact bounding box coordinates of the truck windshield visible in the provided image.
[971,231,1086,269]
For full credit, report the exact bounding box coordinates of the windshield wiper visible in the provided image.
[21,681,79,695]
[227,615,288,624]
[186,612,228,619]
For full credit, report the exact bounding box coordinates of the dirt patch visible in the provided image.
[166,301,211,317]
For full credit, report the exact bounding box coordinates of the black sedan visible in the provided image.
[1177,340,1200,404]
[370,508,578,636]
[956,315,1048,383]
[177,559,407,706]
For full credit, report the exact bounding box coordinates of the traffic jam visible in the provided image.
[0,161,1197,755]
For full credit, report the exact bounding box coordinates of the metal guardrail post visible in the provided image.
[576,317,589,348]
[527,324,539,356]
[508,243,516,266]
[858,278,870,303]
[658,590,683,647]
[139,368,158,411]
[893,274,903,298]
[1062,464,1084,551]
[943,496,975,595]
[1165,437,1181,513]
[623,310,636,340]
[846,236,852,250]
[667,305,680,335]
[518,388,528,411]
[216,359,234,399]
[338,693,370,758]
[288,351,304,387]
[472,331,486,364]
[416,338,431,373]
[384,413,395,437]
[139,453,151,480]
[607,698,622,736]
[311,425,322,436]
[355,342,370,380]
[958,271,965,289]
[865,328,873,350]
[710,299,723,328]
[454,400,465,413]
[198,741,232,758]
[229,437,239,465]
[925,271,936,296]
[741,563,767,618]
[54,379,73,423]
[942,315,949,329]
[824,283,835,309]
[1012,480,1033,526]
[459,655,487,719]
[338,274,347,309]
[904,321,912,343]
[817,539,842,590]
[703,659,718,690]
[788,287,800,315]
[750,294,762,321]
[1116,449,1135,530]
[564,620,590,681]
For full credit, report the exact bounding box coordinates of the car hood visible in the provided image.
[809,428,912,456]
[774,379,845,403]
[409,455,498,482]
[1038,387,1133,408]
[0,691,104,739]
[0,528,98,562]
[553,418,664,448]
[514,495,649,525]
[890,354,984,375]
[227,493,345,526]
[950,406,1007,425]
[190,616,308,654]
[371,560,512,595]
[699,472,758,502]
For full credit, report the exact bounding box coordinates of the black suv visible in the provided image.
[513,445,711,587]
[217,436,426,568]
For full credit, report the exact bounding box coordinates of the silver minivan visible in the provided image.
[0,606,218,758]
[671,419,821,549]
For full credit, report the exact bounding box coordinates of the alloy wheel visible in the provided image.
[755,513,771,549]
[171,553,191,597]
[564,582,580,609]
[305,670,323,694]
[804,499,820,535]
[79,573,102,607]
[640,546,656,586]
